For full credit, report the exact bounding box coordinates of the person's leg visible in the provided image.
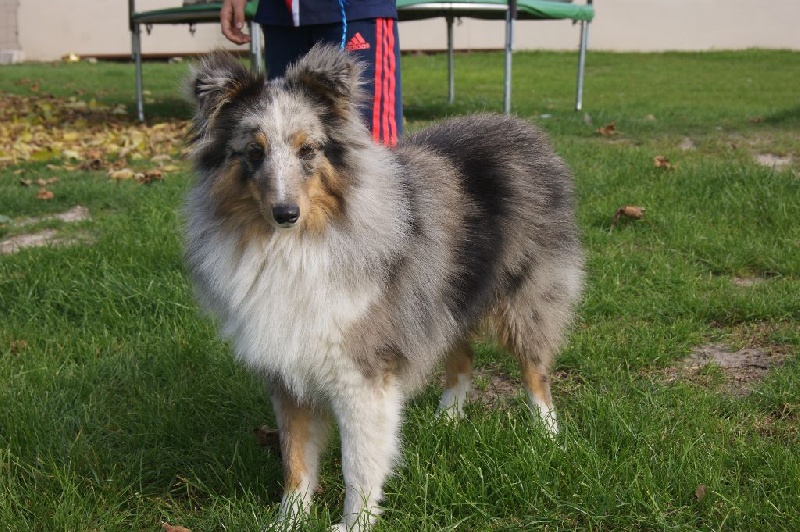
[315,19,403,146]
[262,24,315,80]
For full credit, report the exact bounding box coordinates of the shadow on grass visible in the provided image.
[130,98,193,122]
[763,105,800,127]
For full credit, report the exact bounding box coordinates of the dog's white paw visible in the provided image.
[435,402,465,421]
[436,374,471,420]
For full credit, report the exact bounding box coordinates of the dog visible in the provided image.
[183,44,583,531]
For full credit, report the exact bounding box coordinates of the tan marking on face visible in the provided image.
[444,341,474,388]
[291,131,311,151]
[209,159,271,248]
[251,131,270,158]
[299,159,347,235]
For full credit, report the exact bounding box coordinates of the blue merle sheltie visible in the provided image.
[183,44,583,531]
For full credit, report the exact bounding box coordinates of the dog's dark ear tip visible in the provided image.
[284,44,366,108]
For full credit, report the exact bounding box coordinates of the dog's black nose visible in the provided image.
[272,203,300,225]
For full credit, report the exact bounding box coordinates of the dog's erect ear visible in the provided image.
[185,51,260,121]
[284,43,365,112]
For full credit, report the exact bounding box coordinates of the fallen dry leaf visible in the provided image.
[136,168,164,184]
[19,178,33,187]
[11,339,28,353]
[695,484,707,501]
[36,187,54,200]
[109,168,135,181]
[80,158,105,171]
[596,121,616,136]
[161,523,191,532]
[653,156,673,170]
[610,205,646,231]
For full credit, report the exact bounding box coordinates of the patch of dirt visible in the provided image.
[438,365,583,411]
[1,229,60,254]
[751,404,800,440]
[665,342,792,396]
[678,137,696,151]
[731,277,767,287]
[18,205,91,226]
[754,153,793,170]
[468,366,520,409]
[1,206,92,254]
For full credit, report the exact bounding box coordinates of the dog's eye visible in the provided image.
[298,145,315,161]
[246,142,264,162]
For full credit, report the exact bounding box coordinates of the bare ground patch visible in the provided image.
[754,153,794,170]
[0,206,92,255]
[731,277,767,287]
[468,366,521,409]
[17,205,91,226]
[439,365,583,411]
[664,340,793,396]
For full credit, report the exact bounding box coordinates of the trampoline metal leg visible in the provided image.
[575,19,590,111]
[132,24,144,122]
[503,10,514,114]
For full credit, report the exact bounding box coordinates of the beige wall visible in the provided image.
[15,0,800,61]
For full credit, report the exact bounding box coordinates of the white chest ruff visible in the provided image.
[197,233,378,397]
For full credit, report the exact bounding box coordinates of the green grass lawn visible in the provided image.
[1,49,799,531]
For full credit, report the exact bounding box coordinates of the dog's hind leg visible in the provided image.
[270,385,331,525]
[331,375,403,531]
[492,301,565,436]
[436,339,474,419]
[519,359,559,435]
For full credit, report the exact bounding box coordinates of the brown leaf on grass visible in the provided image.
[254,425,281,451]
[653,156,673,170]
[36,187,54,200]
[695,484,707,501]
[80,157,106,171]
[11,340,28,353]
[151,154,173,164]
[19,178,33,187]
[161,523,192,532]
[136,168,164,185]
[109,168,135,181]
[610,205,646,231]
[596,121,616,136]
[748,116,764,123]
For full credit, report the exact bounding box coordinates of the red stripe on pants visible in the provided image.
[372,20,385,144]
[384,19,397,146]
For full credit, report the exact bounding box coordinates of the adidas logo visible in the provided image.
[345,33,370,51]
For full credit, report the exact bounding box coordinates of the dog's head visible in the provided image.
[185,44,369,236]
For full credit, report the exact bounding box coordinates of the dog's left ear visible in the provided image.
[284,43,365,113]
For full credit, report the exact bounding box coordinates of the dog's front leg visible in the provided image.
[331,376,403,531]
[270,384,331,527]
